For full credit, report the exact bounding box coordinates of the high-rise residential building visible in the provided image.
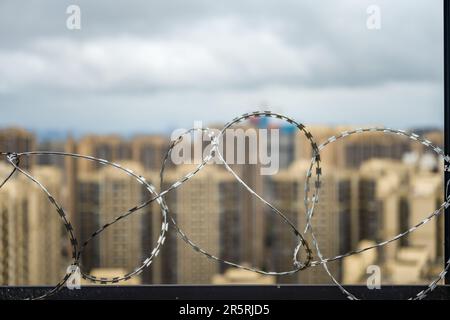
[269,160,355,284]
[295,126,342,166]
[65,136,78,235]
[77,135,131,172]
[296,126,411,169]
[0,164,68,285]
[218,176,243,274]
[27,166,69,285]
[0,164,29,285]
[158,164,240,284]
[131,135,169,171]
[36,140,66,170]
[358,159,411,262]
[75,161,156,282]
[76,172,100,272]
[265,123,296,170]
[219,123,266,270]
[0,128,35,169]
[76,134,169,173]
[350,158,443,284]
[407,173,444,263]
[339,130,411,169]
[232,161,265,269]
[0,122,445,287]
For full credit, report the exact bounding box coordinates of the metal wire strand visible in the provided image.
[1,113,449,301]
[159,126,312,276]
[4,153,77,300]
[303,127,450,300]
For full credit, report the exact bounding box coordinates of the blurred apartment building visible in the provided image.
[35,140,66,170]
[295,126,443,169]
[154,164,242,284]
[0,164,69,285]
[76,161,158,284]
[77,161,250,285]
[268,156,444,285]
[215,120,298,273]
[357,159,443,284]
[72,133,243,283]
[269,160,355,284]
[0,125,445,286]
[76,134,169,172]
[67,133,163,241]
[0,128,35,169]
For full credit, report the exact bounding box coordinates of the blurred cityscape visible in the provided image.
[0,118,445,286]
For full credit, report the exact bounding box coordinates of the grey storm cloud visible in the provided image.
[0,0,444,133]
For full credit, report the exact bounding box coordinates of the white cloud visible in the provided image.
[0,0,444,132]
[0,18,328,92]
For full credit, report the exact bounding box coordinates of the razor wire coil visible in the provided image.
[0,111,449,300]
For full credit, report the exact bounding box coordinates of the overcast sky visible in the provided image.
[0,0,444,135]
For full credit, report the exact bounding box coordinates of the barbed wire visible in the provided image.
[4,153,77,300]
[303,127,450,300]
[0,111,448,300]
[158,110,322,276]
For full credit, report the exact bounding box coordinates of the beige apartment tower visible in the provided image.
[0,164,68,285]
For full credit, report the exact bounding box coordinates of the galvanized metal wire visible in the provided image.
[0,112,449,300]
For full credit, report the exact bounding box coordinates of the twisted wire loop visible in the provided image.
[3,153,78,300]
[0,112,449,300]
[14,152,170,285]
[215,111,321,270]
[302,127,450,300]
[0,153,19,189]
[158,111,321,275]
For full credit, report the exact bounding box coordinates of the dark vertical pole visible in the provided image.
[444,0,450,284]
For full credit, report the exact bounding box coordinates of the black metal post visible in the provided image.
[444,0,450,285]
